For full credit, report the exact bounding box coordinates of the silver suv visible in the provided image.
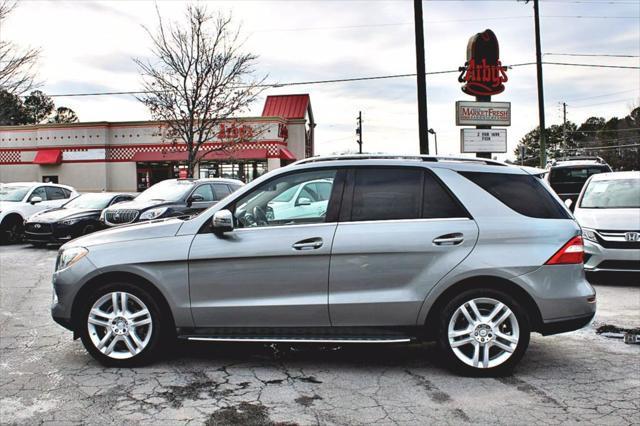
[51,156,596,375]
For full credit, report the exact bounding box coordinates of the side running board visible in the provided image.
[180,336,412,344]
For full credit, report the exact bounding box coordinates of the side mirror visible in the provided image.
[30,196,43,205]
[188,193,205,206]
[564,198,573,209]
[212,209,234,233]
[296,197,311,206]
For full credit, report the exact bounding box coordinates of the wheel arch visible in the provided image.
[1,212,24,226]
[70,271,176,338]
[422,275,543,340]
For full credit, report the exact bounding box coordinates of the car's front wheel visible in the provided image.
[437,289,530,376]
[79,283,166,367]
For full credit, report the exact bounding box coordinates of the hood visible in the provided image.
[62,218,184,249]
[103,199,169,211]
[29,207,99,223]
[574,208,640,230]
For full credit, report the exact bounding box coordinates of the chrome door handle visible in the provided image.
[433,233,464,246]
[292,237,323,250]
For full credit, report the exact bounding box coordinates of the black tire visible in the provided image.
[437,288,530,377]
[0,216,24,244]
[79,282,169,367]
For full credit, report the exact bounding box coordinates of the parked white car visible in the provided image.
[266,178,333,222]
[0,182,78,243]
[573,171,640,273]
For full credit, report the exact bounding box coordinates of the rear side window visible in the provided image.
[212,184,232,200]
[46,186,69,200]
[460,172,570,219]
[423,172,469,219]
[351,168,422,221]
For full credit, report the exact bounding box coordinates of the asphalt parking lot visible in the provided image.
[1,244,638,425]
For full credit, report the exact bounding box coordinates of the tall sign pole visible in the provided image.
[457,29,509,157]
[356,111,363,154]
[533,0,547,167]
[413,0,430,155]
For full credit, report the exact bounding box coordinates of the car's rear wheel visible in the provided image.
[79,283,166,367]
[437,289,530,376]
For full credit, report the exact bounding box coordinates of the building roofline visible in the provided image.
[0,116,290,131]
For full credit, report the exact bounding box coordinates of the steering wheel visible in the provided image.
[253,206,269,226]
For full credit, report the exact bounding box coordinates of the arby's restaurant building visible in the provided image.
[0,94,315,191]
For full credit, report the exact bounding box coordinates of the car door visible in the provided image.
[188,168,342,327]
[23,186,49,217]
[185,184,216,215]
[329,167,479,326]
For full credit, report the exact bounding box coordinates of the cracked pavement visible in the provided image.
[1,245,639,425]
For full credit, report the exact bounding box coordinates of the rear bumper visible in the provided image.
[539,312,595,336]
[584,240,640,272]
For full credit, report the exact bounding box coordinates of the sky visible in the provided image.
[2,0,639,159]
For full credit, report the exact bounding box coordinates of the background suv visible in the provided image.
[574,171,640,273]
[0,182,77,243]
[51,156,595,375]
[100,178,243,226]
[546,157,612,208]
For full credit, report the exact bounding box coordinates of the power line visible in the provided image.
[571,98,639,108]
[545,53,640,58]
[564,88,640,102]
[39,61,637,98]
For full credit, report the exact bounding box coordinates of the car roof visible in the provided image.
[589,171,640,181]
[0,181,75,190]
[172,178,244,185]
[289,155,533,175]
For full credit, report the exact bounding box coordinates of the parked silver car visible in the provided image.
[573,171,640,273]
[51,155,596,375]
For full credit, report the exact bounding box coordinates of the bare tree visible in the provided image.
[134,4,266,177]
[0,0,40,94]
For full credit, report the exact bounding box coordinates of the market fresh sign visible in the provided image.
[460,129,507,153]
[456,101,511,126]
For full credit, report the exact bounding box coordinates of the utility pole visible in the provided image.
[413,0,429,155]
[356,111,363,154]
[532,0,547,167]
[562,101,567,154]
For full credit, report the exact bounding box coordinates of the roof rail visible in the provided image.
[550,156,606,165]
[293,154,507,166]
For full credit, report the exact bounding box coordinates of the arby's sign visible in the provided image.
[458,29,508,97]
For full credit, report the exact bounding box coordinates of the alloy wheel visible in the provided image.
[447,297,520,369]
[87,291,153,360]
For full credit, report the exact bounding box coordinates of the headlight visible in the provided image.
[139,207,168,220]
[582,228,598,243]
[56,247,88,271]
[60,217,82,226]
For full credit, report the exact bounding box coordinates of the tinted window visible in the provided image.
[212,184,232,200]
[423,172,469,218]
[233,169,336,228]
[549,166,610,184]
[46,186,68,200]
[351,168,422,221]
[192,185,214,202]
[30,187,47,201]
[460,172,570,219]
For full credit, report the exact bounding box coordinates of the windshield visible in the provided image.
[136,180,194,202]
[63,193,114,209]
[0,185,30,202]
[580,179,640,208]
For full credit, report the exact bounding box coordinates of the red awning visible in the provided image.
[33,149,62,165]
[262,95,310,119]
[279,148,296,160]
[133,149,269,163]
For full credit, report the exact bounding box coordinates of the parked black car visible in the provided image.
[24,192,135,246]
[100,178,243,226]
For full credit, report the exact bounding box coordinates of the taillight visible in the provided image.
[545,236,584,265]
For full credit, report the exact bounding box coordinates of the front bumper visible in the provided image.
[51,254,99,331]
[25,222,83,244]
[583,240,640,272]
